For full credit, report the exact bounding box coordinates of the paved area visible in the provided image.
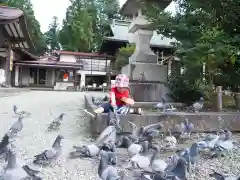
[0,91,102,180]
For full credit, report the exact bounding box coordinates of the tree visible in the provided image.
[115,44,135,71]
[2,0,46,55]
[140,0,240,102]
[44,16,60,51]
[59,0,121,52]
[59,0,94,52]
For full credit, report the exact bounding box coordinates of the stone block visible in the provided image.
[84,94,240,135]
[121,63,167,82]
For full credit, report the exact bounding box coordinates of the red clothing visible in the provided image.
[110,87,129,106]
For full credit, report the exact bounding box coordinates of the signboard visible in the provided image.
[9,50,13,71]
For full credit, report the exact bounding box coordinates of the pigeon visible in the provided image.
[33,135,63,165]
[0,134,10,158]
[98,151,121,180]
[96,126,117,146]
[197,133,220,150]
[166,157,188,180]
[210,130,234,158]
[69,136,116,158]
[13,105,31,117]
[7,116,24,138]
[130,143,165,171]
[121,136,143,157]
[192,97,204,113]
[164,104,177,112]
[149,146,168,173]
[1,148,42,180]
[108,111,122,132]
[209,171,240,180]
[127,121,162,143]
[135,154,188,180]
[163,128,177,151]
[180,142,200,171]
[178,118,194,140]
[48,113,66,130]
[154,98,166,111]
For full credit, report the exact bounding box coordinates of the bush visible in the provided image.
[115,44,135,71]
[167,73,204,105]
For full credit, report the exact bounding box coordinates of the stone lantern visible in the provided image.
[119,0,172,102]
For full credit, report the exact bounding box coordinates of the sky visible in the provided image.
[31,0,176,33]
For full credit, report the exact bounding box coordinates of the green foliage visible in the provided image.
[59,0,121,52]
[2,0,46,55]
[44,16,60,51]
[59,1,94,52]
[115,44,135,71]
[140,0,240,103]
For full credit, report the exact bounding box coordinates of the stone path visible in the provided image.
[0,91,101,180]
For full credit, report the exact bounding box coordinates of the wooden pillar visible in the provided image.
[19,66,22,87]
[216,86,223,111]
[73,69,76,88]
[5,46,13,87]
[36,68,39,85]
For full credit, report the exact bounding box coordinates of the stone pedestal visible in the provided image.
[129,29,157,63]
[121,15,168,102]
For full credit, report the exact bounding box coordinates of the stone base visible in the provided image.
[130,82,167,102]
[121,63,168,82]
[85,94,240,135]
[54,82,74,90]
[129,52,157,63]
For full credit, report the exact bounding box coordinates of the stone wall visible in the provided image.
[84,94,240,135]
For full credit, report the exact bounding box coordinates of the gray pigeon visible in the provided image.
[13,105,31,117]
[108,111,122,132]
[33,135,63,165]
[7,116,24,138]
[127,121,162,143]
[180,142,200,171]
[0,134,10,158]
[192,97,204,113]
[167,157,188,180]
[136,156,188,180]
[98,151,121,180]
[1,148,42,180]
[154,98,166,111]
[96,126,117,146]
[48,113,66,130]
[209,171,240,180]
[69,137,116,159]
[121,136,143,157]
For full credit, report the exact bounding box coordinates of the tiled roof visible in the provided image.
[54,50,114,58]
[104,19,176,48]
[0,6,34,50]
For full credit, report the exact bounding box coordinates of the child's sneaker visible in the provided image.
[129,107,143,115]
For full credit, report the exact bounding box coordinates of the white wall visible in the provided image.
[59,54,76,62]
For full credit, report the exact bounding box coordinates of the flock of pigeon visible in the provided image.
[0,105,66,180]
[0,97,238,180]
[88,96,239,180]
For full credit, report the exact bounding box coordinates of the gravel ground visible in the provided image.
[0,91,100,180]
[0,90,240,180]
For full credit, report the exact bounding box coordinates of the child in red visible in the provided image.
[90,74,142,116]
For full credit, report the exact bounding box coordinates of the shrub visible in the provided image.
[115,44,135,71]
[167,72,204,105]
